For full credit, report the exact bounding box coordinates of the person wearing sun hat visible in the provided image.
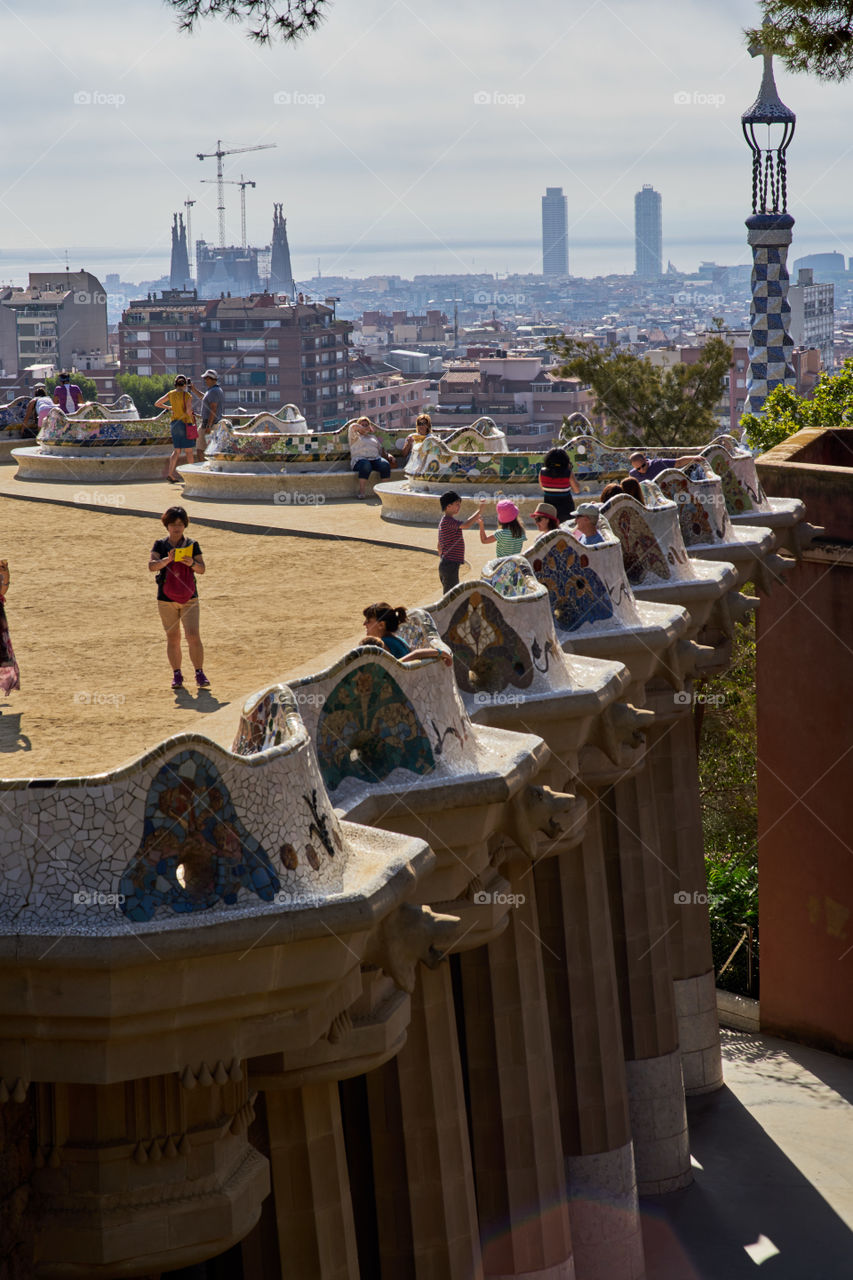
[573,502,605,546]
[478,497,526,557]
[529,500,560,534]
[198,369,223,462]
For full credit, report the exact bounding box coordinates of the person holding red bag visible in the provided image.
[155,375,202,484]
[149,506,210,690]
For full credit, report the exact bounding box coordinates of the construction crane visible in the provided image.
[196,139,276,248]
[183,198,196,282]
[201,175,256,251]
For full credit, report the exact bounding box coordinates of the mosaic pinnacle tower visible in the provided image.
[742,44,797,415]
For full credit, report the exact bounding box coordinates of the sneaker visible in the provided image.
[195,669,210,688]
[171,670,184,689]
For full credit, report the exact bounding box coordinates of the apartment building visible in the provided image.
[1,271,108,375]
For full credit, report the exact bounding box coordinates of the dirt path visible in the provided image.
[0,495,450,779]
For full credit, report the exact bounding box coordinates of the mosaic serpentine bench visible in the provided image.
[277,627,565,924]
[178,414,507,502]
[12,404,173,481]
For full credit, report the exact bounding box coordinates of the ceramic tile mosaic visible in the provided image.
[207,414,447,469]
[0,697,348,932]
[0,397,29,431]
[37,406,173,449]
[288,642,532,814]
[654,470,734,546]
[480,556,541,600]
[527,529,644,635]
[406,434,546,487]
[745,239,797,415]
[439,419,508,453]
[701,444,769,514]
[427,575,582,705]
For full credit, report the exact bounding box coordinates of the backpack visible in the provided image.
[159,542,197,604]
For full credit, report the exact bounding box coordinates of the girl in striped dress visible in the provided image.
[478,499,526,558]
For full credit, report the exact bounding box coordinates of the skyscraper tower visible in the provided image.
[634,185,662,277]
[742,45,797,416]
[169,213,190,289]
[541,188,568,278]
[269,203,295,299]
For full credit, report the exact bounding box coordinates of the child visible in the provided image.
[478,498,525,558]
[437,491,483,592]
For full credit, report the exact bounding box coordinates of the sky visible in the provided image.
[1,0,852,283]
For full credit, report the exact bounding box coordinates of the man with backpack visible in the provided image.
[52,372,83,415]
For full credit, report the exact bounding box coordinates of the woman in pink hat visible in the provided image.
[478,498,526,558]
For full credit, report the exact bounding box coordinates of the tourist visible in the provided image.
[620,476,644,501]
[572,503,605,546]
[529,501,560,534]
[155,375,202,484]
[348,416,392,499]
[538,447,580,521]
[361,603,453,665]
[52,372,83,415]
[149,506,210,690]
[199,369,224,463]
[628,449,704,482]
[437,490,483,592]
[599,483,623,502]
[0,560,20,697]
[478,498,526,557]
[22,385,56,434]
[401,413,433,458]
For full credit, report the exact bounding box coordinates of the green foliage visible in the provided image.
[45,374,98,402]
[746,4,853,81]
[741,358,853,453]
[546,335,732,447]
[115,374,174,418]
[698,618,759,995]
[166,0,329,43]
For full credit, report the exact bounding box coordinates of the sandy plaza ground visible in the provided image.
[0,467,503,779]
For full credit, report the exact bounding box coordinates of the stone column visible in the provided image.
[368,963,483,1280]
[459,865,574,1280]
[601,770,691,1197]
[646,698,722,1095]
[535,783,645,1280]
[265,1082,360,1280]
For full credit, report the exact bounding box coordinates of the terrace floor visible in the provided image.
[644,1028,853,1280]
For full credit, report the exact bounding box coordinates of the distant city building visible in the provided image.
[634,185,663,278]
[541,188,569,278]
[788,268,834,371]
[792,251,848,280]
[119,291,352,429]
[0,270,107,375]
[195,242,262,300]
[169,214,191,290]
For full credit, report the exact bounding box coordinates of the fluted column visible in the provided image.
[459,864,574,1279]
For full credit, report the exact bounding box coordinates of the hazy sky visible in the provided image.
[1,0,851,282]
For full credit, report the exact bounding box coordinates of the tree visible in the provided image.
[165,0,329,42]
[746,3,853,82]
[546,334,733,447]
[115,374,175,418]
[741,357,853,453]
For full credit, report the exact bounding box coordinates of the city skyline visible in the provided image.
[2,0,853,289]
